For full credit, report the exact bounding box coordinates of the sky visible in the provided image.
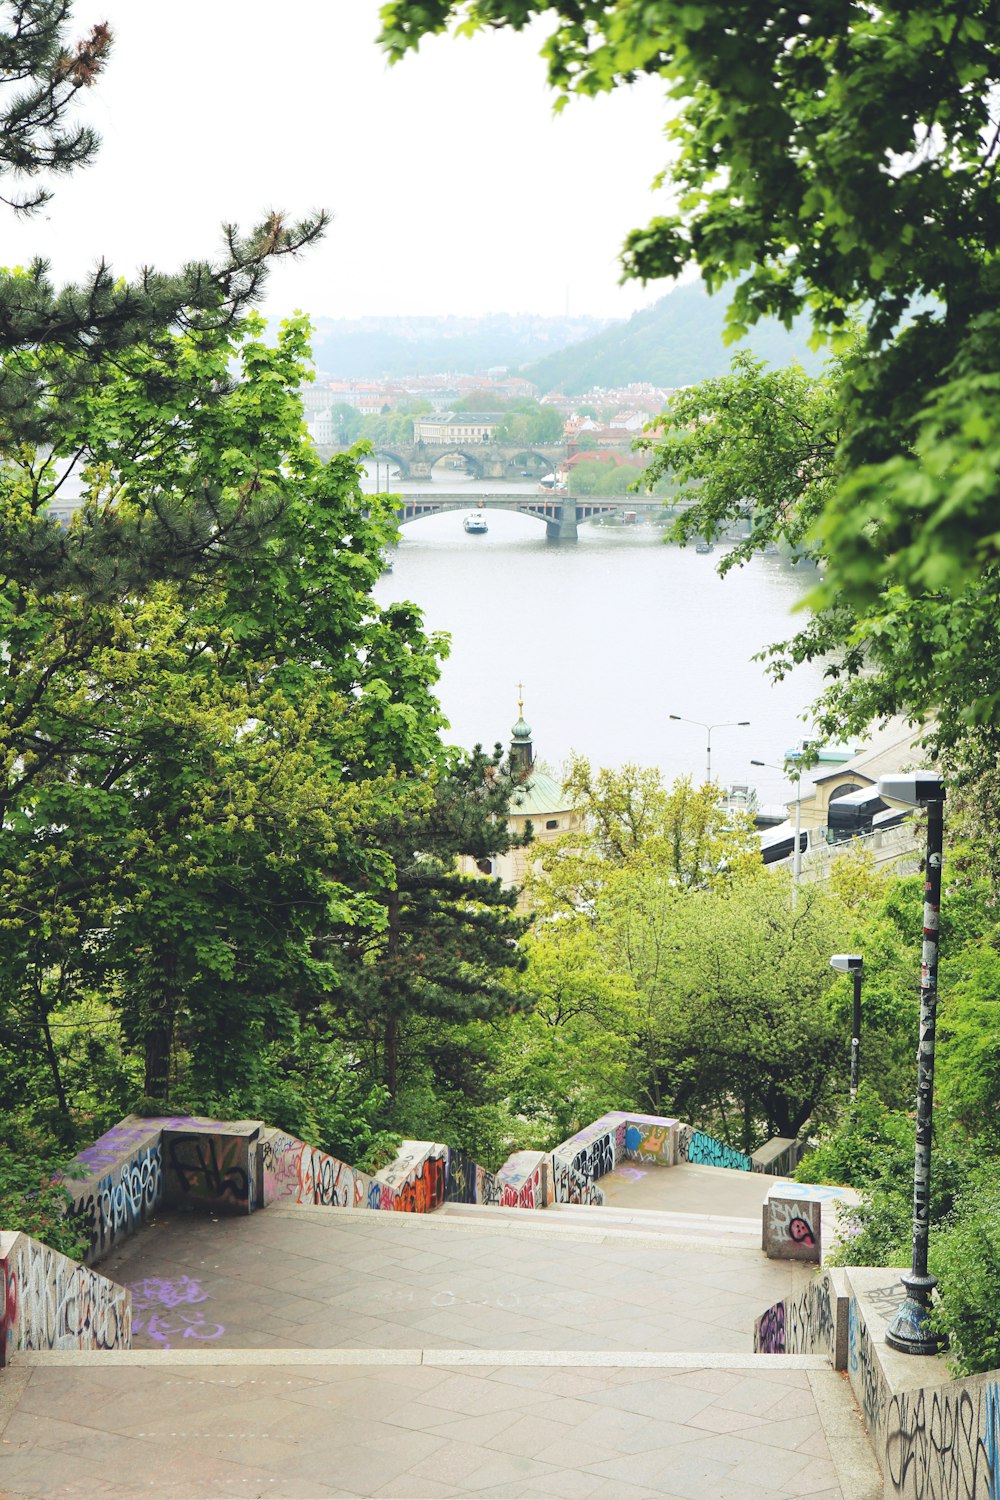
[13,2,678,324]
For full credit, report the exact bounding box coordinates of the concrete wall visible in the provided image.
[494,1151,550,1209]
[548,1110,799,1205]
[755,1266,1000,1500]
[1,1231,131,1366]
[753,1268,849,1370]
[260,1128,374,1209]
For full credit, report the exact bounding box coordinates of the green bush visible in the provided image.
[794,1085,914,1188]
[929,1160,1000,1376]
[0,1119,89,1261]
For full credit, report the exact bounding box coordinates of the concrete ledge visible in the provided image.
[11,1346,836,1369]
[844,1267,1000,1500]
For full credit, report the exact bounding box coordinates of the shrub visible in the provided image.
[929,1160,1000,1376]
[0,1119,89,1261]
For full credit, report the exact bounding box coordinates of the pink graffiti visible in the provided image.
[788,1217,817,1246]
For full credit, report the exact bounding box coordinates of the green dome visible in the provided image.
[511,715,532,741]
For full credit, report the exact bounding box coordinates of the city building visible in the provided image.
[412,412,504,444]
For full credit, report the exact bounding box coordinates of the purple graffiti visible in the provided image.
[130,1275,224,1349]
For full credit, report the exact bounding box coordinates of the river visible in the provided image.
[371,476,827,806]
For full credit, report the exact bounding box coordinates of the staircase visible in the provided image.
[0,1162,884,1499]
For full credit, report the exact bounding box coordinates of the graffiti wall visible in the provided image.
[677,1126,755,1172]
[760,1267,1000,1498]
[67,1114,258,1263]
[1,1231,131,1366]
[754,1275,839,1362]
[260,1130,372,1209]
[374,1141,448,1214]
[444,1147,500,1208]
[70,1139,164,1265]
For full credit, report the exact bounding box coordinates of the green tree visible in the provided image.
[334,744,532,1098]
[497,400,564,446]
[663,871,844,1147]
[0,313,447,1111]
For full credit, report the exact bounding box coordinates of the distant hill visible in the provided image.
[299,313,613,379]
[519,283,824,393]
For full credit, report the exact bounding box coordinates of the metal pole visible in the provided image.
[706,729,712,785]
[792,775,803,883]
[886,795,945,1355]
[850,968,862,1099]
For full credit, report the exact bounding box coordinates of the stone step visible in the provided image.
[268,1198,764,1251]
[437,1199,762,1244]
[13,1345,832,1371]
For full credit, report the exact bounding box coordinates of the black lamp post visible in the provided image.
[830,954,863,1098]
[878,772,947,1356]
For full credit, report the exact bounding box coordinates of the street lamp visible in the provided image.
[670,715,750,784]
[878,772,947,1357]
[830,954,864,1098]
[751,758,806,883]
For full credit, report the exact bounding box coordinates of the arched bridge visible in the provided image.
[395,492,662,541]
[324,441,569,481]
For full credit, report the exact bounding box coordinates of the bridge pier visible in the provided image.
[547,503,578,542]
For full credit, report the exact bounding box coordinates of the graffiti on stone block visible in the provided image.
[768,1196,819,1248]
[130,1274,224,1351]
[754,1278,834,1357]
[70,1143,163,1261]
[678,1127,752,1172]
[499,1165,545,1209]
[2,1238,130,1360]
[884,1379,1000,1500]
[756,1301,786,1353]
[166,1134,253,1211]
[625,1122,669,1160]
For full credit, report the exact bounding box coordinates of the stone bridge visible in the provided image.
[395,491,663,541]
[324,441,569,481]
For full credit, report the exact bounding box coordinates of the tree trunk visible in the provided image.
[40,1013,71,1124]
[384,1013,399,1098]
[143,948,177,1100]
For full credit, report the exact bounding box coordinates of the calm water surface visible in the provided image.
[372,483,826,804]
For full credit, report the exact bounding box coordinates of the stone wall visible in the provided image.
[1,1230,131,1366]
[755,1265,1000,1500]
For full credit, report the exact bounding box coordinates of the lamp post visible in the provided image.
[670,715,750,784]
[878,772,947,1357]
[751,758,805,882]
[830,954,864,1098]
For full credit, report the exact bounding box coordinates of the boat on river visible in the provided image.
[463,512,488,535]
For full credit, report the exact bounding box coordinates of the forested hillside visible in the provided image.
[521,282,821,393]
[304,312,611,378]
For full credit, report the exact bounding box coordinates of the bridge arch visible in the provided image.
[369,449,410,480]
[427,448,486,481]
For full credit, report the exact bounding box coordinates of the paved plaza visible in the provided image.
[0,1168,882,1499]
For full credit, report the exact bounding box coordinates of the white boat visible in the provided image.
[464,512,488,534]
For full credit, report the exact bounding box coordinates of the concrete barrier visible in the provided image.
[755,1266,1000,1499]
[494,1151,550,1208]
[1,1230,131,1366]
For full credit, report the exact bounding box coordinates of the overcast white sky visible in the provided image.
[11,2,677,323]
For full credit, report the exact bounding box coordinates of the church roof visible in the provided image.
[511,767,572,817]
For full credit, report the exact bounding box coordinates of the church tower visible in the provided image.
[509,683,533,778]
